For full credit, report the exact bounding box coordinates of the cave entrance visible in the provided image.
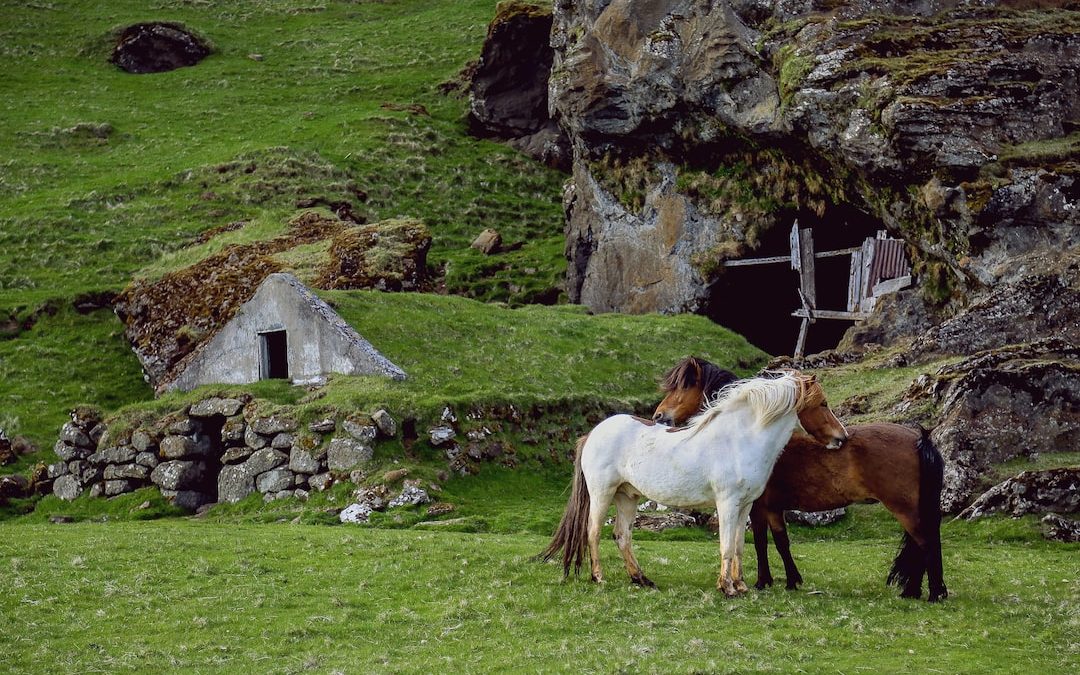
[705,206,905,357]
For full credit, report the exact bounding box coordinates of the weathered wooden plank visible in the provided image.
[722,255,791,267]
[847,250,863,313]
[872,274,912,296]
[814,246,861,258]
[799,228,816,309]
[790,221,801,271]
[859,238,876,313]
[794,317,809,358]
[792,309,871,321]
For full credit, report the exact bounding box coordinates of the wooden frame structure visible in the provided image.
[723,222,912,357]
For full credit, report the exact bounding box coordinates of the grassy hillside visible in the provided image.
[1,0,568,448]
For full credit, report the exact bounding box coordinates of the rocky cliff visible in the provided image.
[546,0,1078,354]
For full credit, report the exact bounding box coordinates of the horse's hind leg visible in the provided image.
[767,509,803,590]
[587,488,615,584]
[715,499,744,597]
[923,518,947,602]
[613,492,654,588]
[750,502,773,589]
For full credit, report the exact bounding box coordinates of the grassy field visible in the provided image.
[1,516,1077,673]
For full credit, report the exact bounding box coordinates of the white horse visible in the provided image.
[540,370,848,595]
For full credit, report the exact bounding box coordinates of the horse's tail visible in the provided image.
[887,427,944,589]
[536,434,591,578]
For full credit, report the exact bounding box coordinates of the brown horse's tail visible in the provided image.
[888,427,947,600]
[536,435,591,577]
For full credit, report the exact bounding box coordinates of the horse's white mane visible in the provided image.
[685,371,802,432]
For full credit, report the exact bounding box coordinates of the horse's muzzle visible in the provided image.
[825,434,848,450]
[652,411,672,426]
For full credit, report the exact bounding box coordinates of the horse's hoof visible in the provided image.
[928,588,948,602]
[632,574,657,589]
[900,589,922,600]
[785,581,801,591]
[754,578,773,590]
[591,574,604,584]
[734,580,749,593]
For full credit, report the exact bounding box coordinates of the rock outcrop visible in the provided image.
[958,468,1080,520]
[111,22,212,74]
[468,2,570,169]
[546,0,1079,352]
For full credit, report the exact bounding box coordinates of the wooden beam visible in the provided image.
[814,246,861,258]
[794,317,809,359]
[792,309,871,321]
[872,274,912,296]
[722,255,791,267]
[798,228,816,309]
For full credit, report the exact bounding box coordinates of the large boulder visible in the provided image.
[468,1,570,169]
[150,460,206,492]
[110,22,212,74]
[959,469,1080,521]
[903,341,1080,512]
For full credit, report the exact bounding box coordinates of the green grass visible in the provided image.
[0,519,1076,673]
[0,0,569,451]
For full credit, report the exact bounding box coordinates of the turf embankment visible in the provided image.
[1,519,1076,672]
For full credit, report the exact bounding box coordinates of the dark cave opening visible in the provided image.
[704,204,884,357]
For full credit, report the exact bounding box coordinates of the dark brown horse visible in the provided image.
[654,357,947,602]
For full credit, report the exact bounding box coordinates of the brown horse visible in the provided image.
[654,357,947,602]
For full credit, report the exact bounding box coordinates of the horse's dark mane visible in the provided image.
[661,356,738,397]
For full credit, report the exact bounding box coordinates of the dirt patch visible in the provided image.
[317,218,432,292]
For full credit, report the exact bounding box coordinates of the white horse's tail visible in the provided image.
[536,434,591,577]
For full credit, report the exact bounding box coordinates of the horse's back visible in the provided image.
[764,422,921,511]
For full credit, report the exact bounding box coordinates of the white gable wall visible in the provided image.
[166,274,405,392]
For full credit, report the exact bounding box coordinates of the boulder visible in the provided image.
[371,409,396,437]
[429,425,456,446]
[958,469,1080,520]
[189,397,244,418]
[250,415,298,436]
[150,460,205,491]
[91,445,138,465]
[470,229,502,255]
[46,462,69,479]
[53,474,83,501]
[289,448,320,475]
[308,418,336,434]
[326,438,373,471]
[785,508,846,527]
[342,419,377,443]
[217,449,288,503]
[388,481,432,508]
[104,479,137,497]
[1042,514,1080,543]
[221,446,254,464]
[53,440,79,462]
[135,451,159,469]
[165,416,198,435]
[309,473,333,492]
[339,502,373,524]
[221,416,246,444]
[467,1,569,169]
[103,464,150,481]
[271,432,296,450]
[110,22,212,74]
[256,467,295,494]
[244,426,269,450]
[159,435,202,459]
[60,422,92,449]
[131,429,158,453]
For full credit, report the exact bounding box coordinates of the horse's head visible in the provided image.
[653,356,739,425]
[653,357,704,426]
[793,373,848,449]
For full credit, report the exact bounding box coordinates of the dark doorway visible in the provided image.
[704,205,883,356]
[259,330,289,380]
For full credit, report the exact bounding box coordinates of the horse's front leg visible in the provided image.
[587,489,615,584]
[715,499,743,597]
[731,501,754,593]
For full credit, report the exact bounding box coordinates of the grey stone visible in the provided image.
[189,397,244,418]
[388,485,432,508]
[342,420,377,443]
[60,422,92,449]
[104,463,150,481]
[54,440,78,462]
[256,467,295,493]
[150,460,205,491]
[308,418,336,434]
[54,474,83,501]
[218,464,256,503]
[289,448,320,475]
[88,423,107,445]
[222,446,254,464]
[309,473,333,492]
[428,425,456,446]
[326,438,372,471]
[339,502,373,524]
[135,451,159,469]
[372,409,397,437]
[105,479,136,497]
[1042,514,1080,543]
[294,488,310,501]
[251,415,298,436]
[46,461,69,479]
[271,432,296,450]
[785,508,847,527]
[244,426,269,450]
[959,469,1080,520]
[245,448,288,475]
[166,416,198,435]
[131,429,158,453]
[221,416,246,444]
[159,435,197,459]
[87,482,104,499]
[97,445,138,465]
